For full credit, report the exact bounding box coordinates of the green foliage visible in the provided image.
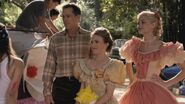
[1,0,184,44]
[0,2,22,27]
[78,0,96,31]
[54,1,96,31]
[100,0,162,39]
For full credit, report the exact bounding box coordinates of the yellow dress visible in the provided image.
[74,59,126,104]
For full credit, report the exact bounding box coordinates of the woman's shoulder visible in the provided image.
[7,55,24,78]
[127,36,142,44]
[10,55,24,66]
[121,36,141,50]
[76,58,87,64]
[162,41,183,48]
[107,59,125,70]
[104,59,126,85]
[161,41,184,53]
[10,55,22,61]
[74,58,88,71]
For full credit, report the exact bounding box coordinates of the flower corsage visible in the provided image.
[75,86,98,104]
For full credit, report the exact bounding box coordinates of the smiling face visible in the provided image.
[61,8,80,30]
[90,35,108,56]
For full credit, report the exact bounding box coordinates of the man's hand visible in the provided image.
[45,95,54,104]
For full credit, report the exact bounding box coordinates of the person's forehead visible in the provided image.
[63,8,73,13]
[138,16,149,21]
[50,0,59,4]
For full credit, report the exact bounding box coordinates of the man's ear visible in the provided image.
[106,43,109,48]
[76,15,80,22]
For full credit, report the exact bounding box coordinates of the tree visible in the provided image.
[100,0,185,45]
[0,1,22,27]
[100,0,163,39]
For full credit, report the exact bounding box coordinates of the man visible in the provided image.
[42,3,91,104]
[16,0,60,35]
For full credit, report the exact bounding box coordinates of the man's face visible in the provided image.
[61,8,80,30]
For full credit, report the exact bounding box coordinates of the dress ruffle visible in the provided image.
[119,80,178,104]
[120,36,140,63]
[120,37,185,66]
[119,37,185,104]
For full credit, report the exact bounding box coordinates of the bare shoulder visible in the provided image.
[8,56,24,78]
[10,55,24,68]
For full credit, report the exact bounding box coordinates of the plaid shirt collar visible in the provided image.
[62,26,86,36]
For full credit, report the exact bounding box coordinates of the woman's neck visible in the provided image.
[143,35,158,43]
[91,53,109,62]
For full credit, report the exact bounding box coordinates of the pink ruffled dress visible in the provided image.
[119,37,185,104]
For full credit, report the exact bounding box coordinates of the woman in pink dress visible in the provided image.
[119,10,185,104]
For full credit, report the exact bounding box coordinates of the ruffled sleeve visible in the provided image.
[104,60,126,86]
[73,59,92,83]
[120,36,141,63]
[160,42,185,67]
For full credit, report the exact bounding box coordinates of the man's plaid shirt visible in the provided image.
[42,27,90,96]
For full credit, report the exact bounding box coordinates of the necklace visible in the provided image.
[139,39,162,54]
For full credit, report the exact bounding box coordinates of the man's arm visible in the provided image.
[42,37,57,96]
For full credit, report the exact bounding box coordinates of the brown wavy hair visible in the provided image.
[91,27,113,52]
[0,23,16,59]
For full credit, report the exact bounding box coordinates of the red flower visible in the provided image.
[26,66,37,78]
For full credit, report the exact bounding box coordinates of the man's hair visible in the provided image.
[50,8,60,17]
[63,3,81,15]
[52,0,61,4]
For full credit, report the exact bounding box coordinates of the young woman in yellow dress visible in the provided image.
[74,27,127,104]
